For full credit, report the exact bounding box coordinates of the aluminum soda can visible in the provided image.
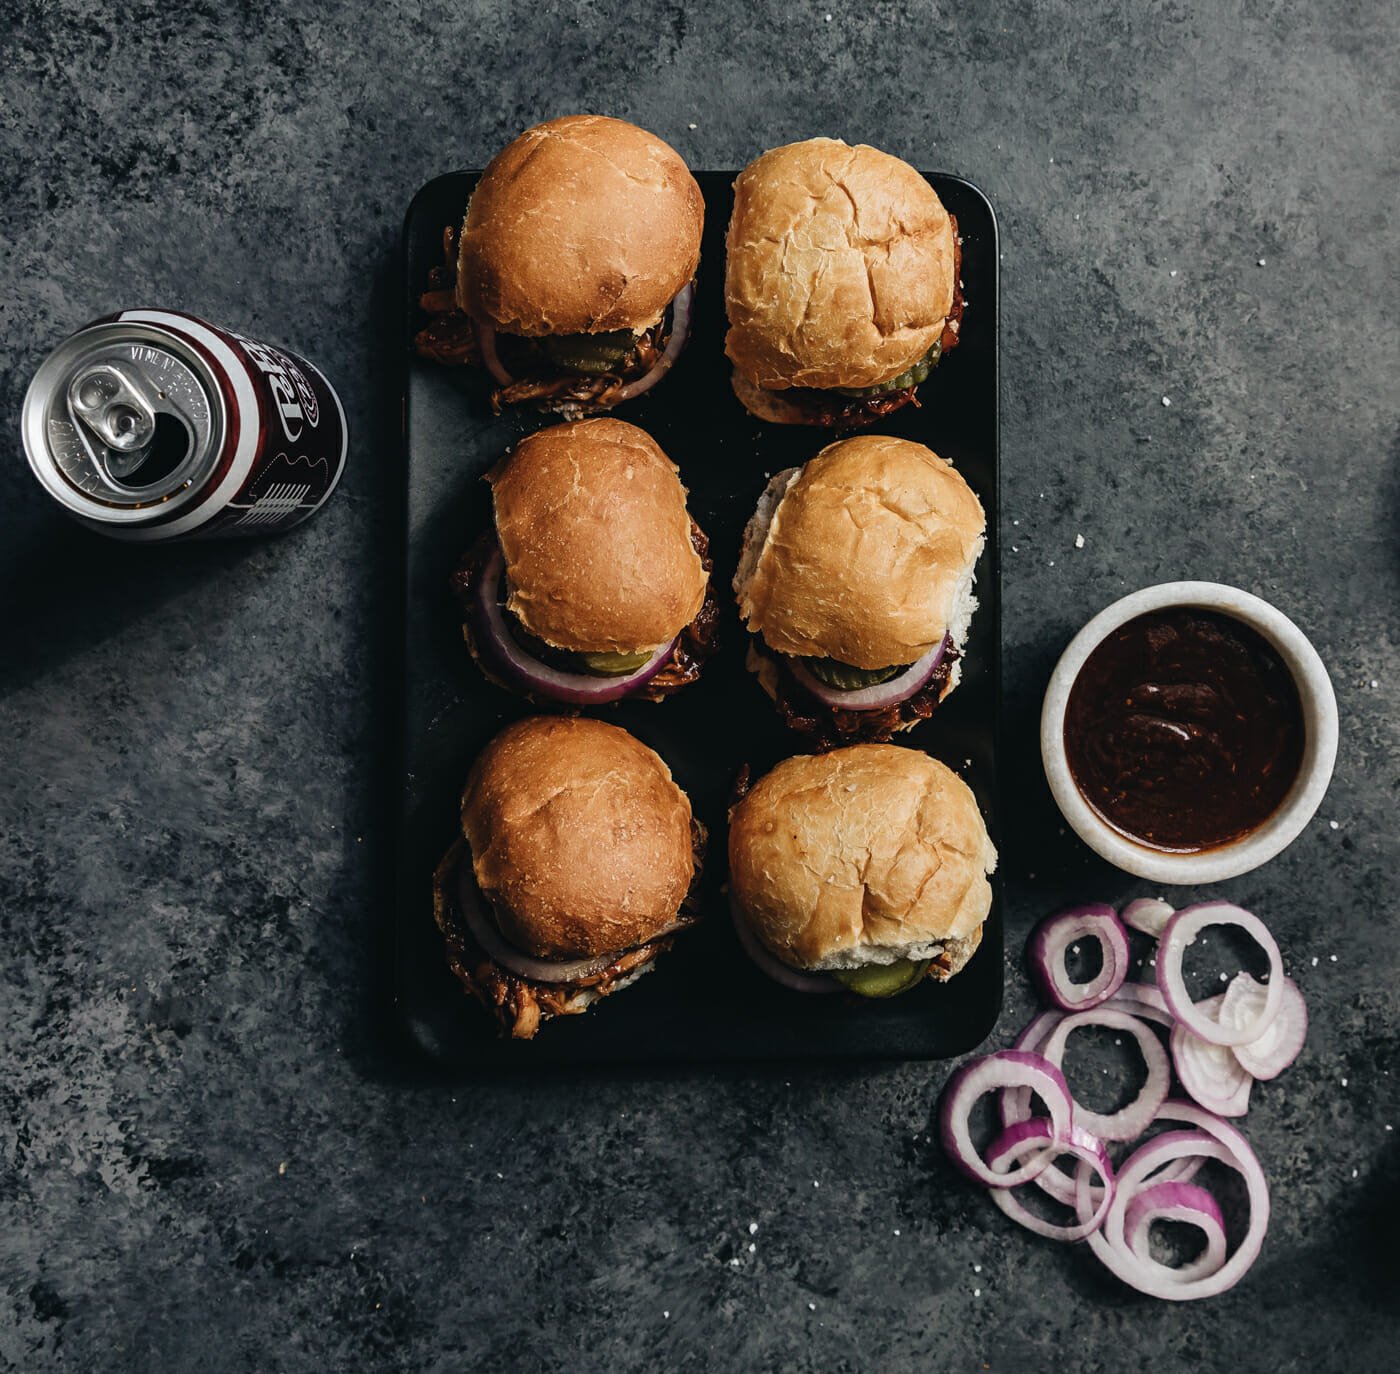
[20,309,347,540]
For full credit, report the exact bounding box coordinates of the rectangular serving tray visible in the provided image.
[397,169,1000,1067]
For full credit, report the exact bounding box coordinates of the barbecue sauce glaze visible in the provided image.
[1064,609,1304,852]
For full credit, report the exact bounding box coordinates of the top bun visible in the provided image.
[462,716,696,959]
[733,435,985,670]
[489,418,707,654]
[457,115,704,337]
[728,745,996,973]
[725,138,955,391]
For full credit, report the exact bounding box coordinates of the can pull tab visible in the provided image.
[68,362,164,480]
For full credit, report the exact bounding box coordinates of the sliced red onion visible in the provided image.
[1100,982,1173,1026]
[1122,1179,1229,1284]
[999,1011,1063,1130]
[1155,902,1284,1047]
[1027,905,1131,1011]
[986,1118,1115,1242]
[457,859,617,983]
[471,544,676,704]
[1083,1104,1270,1301]
[613,283,694,402]
[474,320,514,385]
[729,893,840,994]
[1221,972,1308,1080]
[1170,995,1254,1117]
[785,636,949,712]
[1122,897,1175,939]
[939,1051,1074,1189]
[1038,1007,1171,1142]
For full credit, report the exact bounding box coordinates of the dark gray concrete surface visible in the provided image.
[1,2,1397,1370]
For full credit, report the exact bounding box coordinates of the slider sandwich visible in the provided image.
[728,745,996,997]
[734,434,985,746]
[453,418,717,705]
[725,137,963,426]
[434,716,705,1038]
[416,114,704,415]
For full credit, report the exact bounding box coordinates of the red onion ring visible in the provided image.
[613,283,695,402]
[471,544,676,704]
[456,859,618,984]
[1121,897,1175,939]
[1100,982,1173,1025]
[1156,902,1284,1047]
[474,320,514,386]
[987,1118,1115,1243]
[1221,973,1308,1080]
[1122,1178,1229,1284]
[729,893,840,995]
[1170,994,1253,1116]
[1038,1006,1172,1142]
[1027,905,1131,1011]
[939,1051,1074,1189]
[785,636,949,712]
[1082,1102,1270,1300]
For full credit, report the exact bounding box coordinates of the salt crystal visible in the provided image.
[687,122,697,130]
[893,1229,901,1236]
[1075,534,1085,548]
[1342,1078,1348,1087]
[1162,396,1172,407]
[1311,957,1319,967]
[1330,955,1338,962]
[749,1222,758,1235]
[973,1264,982,1273]
[974,1287,982,1297]
[664,1311,670,1319]
[808,1302,817,1311]
[748,1243,756,1253]
[1170,269,1178,277]
[1257,258,1266,266]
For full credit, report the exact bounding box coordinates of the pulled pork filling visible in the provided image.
[413,224,672,414]
[750,639,959,749]
[746,216,965,428]
[434,820,707,1039]
[450,520,719,703]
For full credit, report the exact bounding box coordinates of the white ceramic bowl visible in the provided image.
[1040,581,1338,884]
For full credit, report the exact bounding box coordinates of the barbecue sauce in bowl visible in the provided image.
[1064,609,1305,853]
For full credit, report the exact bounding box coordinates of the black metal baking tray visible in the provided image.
[396,169,1000,1067]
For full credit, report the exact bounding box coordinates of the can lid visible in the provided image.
[22,322,224,524]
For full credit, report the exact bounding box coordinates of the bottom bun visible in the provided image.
[731,370,918,428]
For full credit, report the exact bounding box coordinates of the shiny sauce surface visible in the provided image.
[1064,609,1304,852]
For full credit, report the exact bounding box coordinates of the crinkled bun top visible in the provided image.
[734,435,985,670]
[457,115,704,337]
[727,745,997,971]
[461,716,696,959]
[488,417,707,655]
[724,138,955,391]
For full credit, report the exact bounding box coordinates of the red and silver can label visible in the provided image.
[20,308,348,541]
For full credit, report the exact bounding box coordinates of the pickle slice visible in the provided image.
[541,330,637,374]
[834,342,943,398]
[803,657,902,690]
[833,959,931,998]
[575,648,655,676]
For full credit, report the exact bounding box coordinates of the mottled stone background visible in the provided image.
[1,2,1396,1370]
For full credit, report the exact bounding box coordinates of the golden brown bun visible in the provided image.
[461,717,695,958]
[457,115,704,336]
[728,745,997,973]
[725,139,954,391]
[734,436,985,670]
[489,418,708,655]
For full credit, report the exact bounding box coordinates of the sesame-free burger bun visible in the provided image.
[733,435,985,671]
[457,115,704,337]
[725,138,955,391]
[461,716,696,959]
[488,418,708,655]
[728,745,996,975]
